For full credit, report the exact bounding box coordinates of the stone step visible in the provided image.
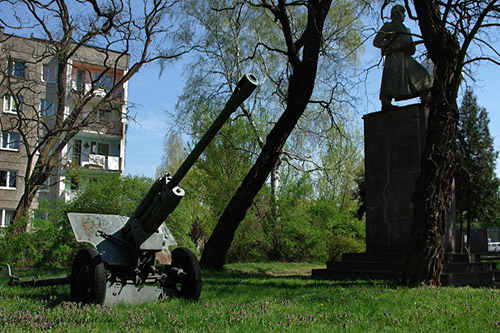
[327,260,405,272]
[445,253,471,263]
[325,261,496,274]
[313,268,500,286]
[475,253,500,262]
[315,252,499,286]
[312,268,401,281]
[443,262,497,273]
[441,271,496,287]
[341,252,407,263]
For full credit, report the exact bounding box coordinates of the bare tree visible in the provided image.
[395,0,500,285]
[0,0,189,233]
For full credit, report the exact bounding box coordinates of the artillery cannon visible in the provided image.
[5,73,259,305]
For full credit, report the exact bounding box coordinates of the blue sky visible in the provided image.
[2,1,497,179]
[124,62,185,178]
[124,53,500,179]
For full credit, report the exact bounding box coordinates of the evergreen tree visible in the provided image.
[456,88,500,248]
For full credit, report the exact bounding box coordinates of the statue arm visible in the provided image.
[407,29,416,55]
[373,23,391,50]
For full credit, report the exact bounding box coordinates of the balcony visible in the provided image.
[70,81,124,103]
[82,121,124,137]
[82,154,121,172]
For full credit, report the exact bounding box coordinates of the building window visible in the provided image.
[96,109,111,121]
[3,94,22,113]
[1,209,14,228]
[94,73,113,91]
[40,99,54,116]
[0,170,17,189]
[7,60,25,78]
[75,69,84,93]
[1,132,20,151]
[71,139,82,166]
[39,176,52,193]
[91,142,109,155]
[68,174,80,190]
[42,63,56,83]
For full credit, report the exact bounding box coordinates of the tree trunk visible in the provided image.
[12,187,38,234]
[270,162,280,219]
[200,0,332,269]
[459,218,464,253]
[402,0,463,286]
[403,99,458,285]
[200,75,313,268]
[466,216,471,254]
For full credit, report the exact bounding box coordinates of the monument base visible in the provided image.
[311,252,499,286]
[311,105,498,286]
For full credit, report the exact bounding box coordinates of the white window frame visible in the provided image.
[0,170,17,189]
[1,209,14,228]
[40,99,54,117]
[42,63,56,83]
[1,132,20,151]
[3,94,22,114]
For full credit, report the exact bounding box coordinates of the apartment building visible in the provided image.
[0,28,129,228]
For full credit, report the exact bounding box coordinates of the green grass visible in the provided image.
[0,262,499,332]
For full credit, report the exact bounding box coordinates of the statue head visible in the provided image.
[390,5,405,22]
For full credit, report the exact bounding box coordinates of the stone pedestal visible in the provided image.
[364,104,428,253]
[311,105,497,286]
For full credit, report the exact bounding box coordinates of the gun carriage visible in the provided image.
[5,73,259,304]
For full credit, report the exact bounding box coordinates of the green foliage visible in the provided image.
[328,235,366,262]
[226,214,271,263]
[274,196,365,263]
[158,106,262,254]
[170,159,367,263]
[66,170,154,216]
[0,200,77,269]
[156,124,365,264]
[165,1,367,267]
[67,171,198,250]
[0,173,201,268]
[456,88,500,227]
[167,203,205,255]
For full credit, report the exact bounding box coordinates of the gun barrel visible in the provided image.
[168,73,258,188]
[125,74,258,235]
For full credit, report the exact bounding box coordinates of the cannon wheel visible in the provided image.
[70,248,106,305]
[167,247,202,300]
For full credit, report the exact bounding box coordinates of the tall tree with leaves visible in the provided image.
[171,0,364,227]
[0,0,189,232]
[200,0,367,269]
[456,88,500,249]
[400,0,500,286]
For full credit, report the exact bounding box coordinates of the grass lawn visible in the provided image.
[0,262,498,332]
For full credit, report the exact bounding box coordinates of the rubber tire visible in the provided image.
[170,247,202,300]
[70,248,106,305]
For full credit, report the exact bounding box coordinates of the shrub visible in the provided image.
[226,214,271,263]
[0,208,78,269]
[327,234,365,262]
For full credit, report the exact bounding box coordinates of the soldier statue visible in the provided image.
[373,5,432,111]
